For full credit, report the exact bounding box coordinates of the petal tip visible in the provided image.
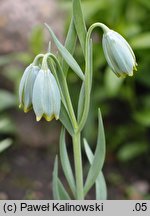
[45,115,54,122]
[55,115,59,120]
[36,116,42,122]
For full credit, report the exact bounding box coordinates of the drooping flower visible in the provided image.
[102,29,137,78]
[32,68,61,121]
[19,64,40,112]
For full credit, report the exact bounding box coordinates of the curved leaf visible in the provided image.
[52,156,60,200]
[63,17,77,75]
[58,178,71,200]
[59,127,76,197]
[84,139,107,200]
[84,108,106,196]
[95,172,107,200]
[77,83,85,121]
[45,23,84,80]
[59,103,74,136]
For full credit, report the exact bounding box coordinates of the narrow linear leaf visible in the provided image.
[77,83,85,121]
[59,127,76,197]
[95,172,107,200]
[58,178,71,200]
[47,54,76,135]
[73,0,87,55]
[78,39,93,131]
[45,23,84,80]
[83,139,94,163]
[63,17,77,75]
[52,156,60,200]
[84,108,106,196]
[59,103,74,136]
[84,139,107,200]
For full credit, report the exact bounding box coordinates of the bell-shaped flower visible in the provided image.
[102,29,137,78]
[19,64,40,112]
[32,69,61,121]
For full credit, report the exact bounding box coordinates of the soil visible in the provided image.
[0,143,149,200]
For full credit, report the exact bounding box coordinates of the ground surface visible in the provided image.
[0,144,149,200]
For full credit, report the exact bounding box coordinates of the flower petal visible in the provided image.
[32,68,61,122]
[19,64,32,107]
[43,70,61,120]
[42,70,54,120]
[23,66,39,112]
[32,69,45,121]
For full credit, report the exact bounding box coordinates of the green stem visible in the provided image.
[72,132,84,200]
[47,54,78,130]
[63,77,78,130]
[33,54,44,66]
[78,23,110,132]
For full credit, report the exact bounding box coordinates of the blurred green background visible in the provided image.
[0,0,149,199]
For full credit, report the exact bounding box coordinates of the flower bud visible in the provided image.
[102,29,137,78]
[19,64,39,112]
[32,68,61,121]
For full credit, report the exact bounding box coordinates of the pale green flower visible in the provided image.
[32,69,61,121]
[19,64,39,112]
[102,29,137,78]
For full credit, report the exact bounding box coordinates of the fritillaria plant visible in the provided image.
[19,0,137,200]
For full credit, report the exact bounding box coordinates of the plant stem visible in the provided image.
[47,54,78,130]
[72,132,84,199]
[63,77,78,130]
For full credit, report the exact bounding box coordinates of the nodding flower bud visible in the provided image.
[102,29,137,78]
[19,64,39,112]
[32,68,61,122]
[19,53,61,122]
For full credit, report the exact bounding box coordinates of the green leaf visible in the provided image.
[59,103,74,136]
[52,156,71,200]
[84,139,107,200]
[0,138,12,153]
[45,23,84,80]
[117,142,148,161]
[73,0,87,55]
[58,178,71,200]
[82,0,108,20]
[63,17,77,76]
[47,57,68,109]
[78,39,93,131]
[59,127,76,197]
[52,156,60,200]
[84,109,106,196]
[77,83,85,121]
[95,172,107,200]
[61,0,107,22]
[0,90,16,112]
